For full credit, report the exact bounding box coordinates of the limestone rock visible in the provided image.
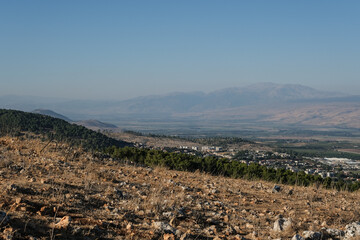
[345,222,360,238]
[163,233,175,240]
[323,228,344,238]
[273,215,292,232]
[272,185,281,193]
[7,184,19,192]
[204,225,217,236]
[54,216,71,229]
[152,221,175,234]
[2,227,14,240]
[292,234,304,240]
[302,231,322,240]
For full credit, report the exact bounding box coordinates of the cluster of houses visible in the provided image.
[136,141,360,181]
[179,145,223,152]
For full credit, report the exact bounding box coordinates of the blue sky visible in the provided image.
[1,1,360,100]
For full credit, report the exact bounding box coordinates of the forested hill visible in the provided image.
[0,109,131,150]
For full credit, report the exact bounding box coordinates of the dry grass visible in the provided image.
[0,135,359,239]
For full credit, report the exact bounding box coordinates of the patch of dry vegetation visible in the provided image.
[0,135,360,239]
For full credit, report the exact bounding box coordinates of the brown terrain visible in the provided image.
[1,135,360,239]
[109,132,201,149]
[264,103,360,129]
[108,132,271,153]
[175,102,360,130]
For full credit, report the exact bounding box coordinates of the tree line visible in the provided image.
[0,109,130,150]
[105,146,360,192]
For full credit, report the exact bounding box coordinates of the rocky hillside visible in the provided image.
[1,135,360,239]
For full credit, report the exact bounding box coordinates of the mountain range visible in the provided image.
[2,83,360,132]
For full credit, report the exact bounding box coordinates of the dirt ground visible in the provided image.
[0,135,359,239]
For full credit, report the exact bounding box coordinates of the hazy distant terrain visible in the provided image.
[32,109,72,122]
[75,119,119,131]
[2,83,359,135]
[31,109,120,132]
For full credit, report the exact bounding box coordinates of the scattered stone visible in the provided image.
[245,223,254,229]
[7,184,19,192]
[323,228,344,238]
[162,211,174,218]
[211,189,219,194]
[2,227,14,240]
[302,231,322,240]
[233,235,247,240]
[126,223,133,231]
[273,215,292,232]
[272,185,281,193]
[152,221,175,234]
[175,229,182,237]
[40,178,48,184]
[204,225,217,235]
[224,225,235,235]
[2,135,360,240]
[292,234,304,240]
[54,216,71,229]
[28,177,36,182]
[163,233,175,240]
[345,222,360,238]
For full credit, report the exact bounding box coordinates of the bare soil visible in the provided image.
[0,135,359,239]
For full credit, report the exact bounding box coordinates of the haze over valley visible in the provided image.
[1,82,360,137]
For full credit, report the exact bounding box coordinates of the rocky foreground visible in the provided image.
[0,135,360,240]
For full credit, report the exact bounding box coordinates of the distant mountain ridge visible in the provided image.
[1,83,351,115]
[1,83,359,131]
[75,119,119,130]
[110,83,350,114]
[32,109,72,122]
[32,109,120,131]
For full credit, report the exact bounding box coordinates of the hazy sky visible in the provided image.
[1,1,360,100]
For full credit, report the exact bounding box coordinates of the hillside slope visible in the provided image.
[1,135,360,239]
[0,109,131,150]
[32,109,72,122]
[75,119,119,131]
